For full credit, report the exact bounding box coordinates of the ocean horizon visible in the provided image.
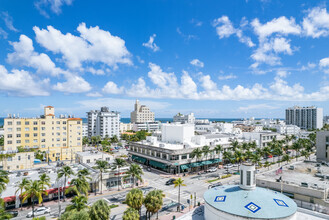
[0,117,247,126]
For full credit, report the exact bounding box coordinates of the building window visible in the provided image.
[16,140,21,144]
[34,133,38,137]
[181,154,187,160]
[7,134,12,138]
[25,140,29,143]
[87,159,90,163]
[33,139,38,143]
[41,139,45,143]
[17,128,21,131]
[33,121,38,125]
[33,127,38,131]
[41,121,45,125]
[25,128,29,131]
[7,141,12,144]
[18,156,21,161]
[63,121,67,124]
[7,121,12,125]
[240,170,243,185]
[25,121,29,125]
[28,155,30,160]
[25,134,29,138]
[16,121,21,125]
[7,157,12,161]
[247,171,251,186]
[42,133,45,137]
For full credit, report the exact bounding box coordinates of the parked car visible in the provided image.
[301,182,308,188]
[223,164,233,169]
[267,155,273,158]
[6,210,18,217]
[26,207,51,218]
[207,167,218,173]
[288,165,294,170]
[165,178,176,185]
[208,182,222,189]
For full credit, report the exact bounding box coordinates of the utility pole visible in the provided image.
[194,192,196,207]
[47,146,50,165]
[57,172,61,218]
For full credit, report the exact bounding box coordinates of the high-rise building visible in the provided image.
[87,107,120,138]
[285,106,323,130]
[173,112,195,124]
[130,100,155,123]
[4,106,82,161]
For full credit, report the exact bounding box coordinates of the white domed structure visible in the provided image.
[203,163,297,220]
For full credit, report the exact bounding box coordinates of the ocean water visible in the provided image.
[0,117,243,126]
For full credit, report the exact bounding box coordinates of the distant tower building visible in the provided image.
[285,106,323,130]
[173,113,195,124]
[87,107,120,138]
[130,100,155,123]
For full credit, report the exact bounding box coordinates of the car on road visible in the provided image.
[26,207,51,218]
[208,182,222,189]
[165,178,176,185]
[223,164,233,169]
[267,155,273,158]
[207,167,217,173]
[6,210,18,217]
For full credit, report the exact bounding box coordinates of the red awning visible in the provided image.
[3,196,16,203]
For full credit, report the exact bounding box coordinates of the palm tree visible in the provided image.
[65,195,88,212]
[245,150,253,163]
[262,146,271,162]
[251,153,261,167]
[66,175,90,197]
[125,188,144,217]
[89,199,111,220]
[39,173,51,206]
[282,154,291,164]
[22,180,46,218]
[273,147,283,167]
[292,142,301,161]
[213,145,223,168]
[249,141,257,151]
[15,177,31,210]
[264,161,271,170]
[124,163,144,188]
[57,166,74,202]
[0,170,9,194]
[173,178,186,212]
[233,150,245,170]
[112,158,127,191]
[191,148,202,171]
[94,160,109,194]
[231,140,240,151]
[123,207,139,220]
[144,190,164,220]
[202,145,211,171]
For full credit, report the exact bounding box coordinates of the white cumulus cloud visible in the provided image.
[190,59,204,68]
[142,34,160,52]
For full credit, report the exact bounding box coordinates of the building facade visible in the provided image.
[286,106,323,130]
[130,100,155,123]
[0,152,34,171]
[316,131,329,163]
[4,106,82,161]
[120,122,133,133]
[132,121,161,132]
[173,113,195,124]
[87,107,120,138]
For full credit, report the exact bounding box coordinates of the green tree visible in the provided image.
[191,148,202,170]
[262,146,271,162]
[66,175,90,197]
[231,140,240,151]
[39,173,51,206]
[112,158,127,191]
[202,145,211,170]
[22,180,46,218]
[273,147,283,167]
[0,170,9,193]
[0,137,4,146]
[123,207,140,220]
[65,195,88,212]
[251,153,261,166]
[0,207,12,219]
[291,142,301,161]
[94,160,109,194]
[82,137,89,145]
[282,154,291,164]
[144,190,164,220]
[89,199,111,220]
[60,210,89,220]
[264,161,271,170]
[57,166,74,202]
[214,145,223,167]
[173,178,186,212]
[15,177,31,210]
[125,188,144,217]
[124,163,143,188]
[111,135,119,143]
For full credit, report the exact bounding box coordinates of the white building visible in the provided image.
[173,113,195,124]
[286,106,323,130]
[130,100,155,123]
[270,124,300,135]
[120,122,133,133]
[161,123,194,144]
[132,121,161,132]
[76,151,113,164]
[87,107,120,138]
[82,123,88,137]
[242,131,284,148]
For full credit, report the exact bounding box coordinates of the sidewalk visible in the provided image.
[159,205,201,220]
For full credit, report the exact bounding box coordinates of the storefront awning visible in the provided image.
[180,164,190,170]
[211,158,222,163]
[201,160,213,165]
[190,162,202,167]
[132,155,147,164]
[149,160,167,169]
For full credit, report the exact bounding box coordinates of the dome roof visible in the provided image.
[203,185,297,219]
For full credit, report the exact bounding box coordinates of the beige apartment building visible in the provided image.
[130,100,155,123]
[4,106,83,162]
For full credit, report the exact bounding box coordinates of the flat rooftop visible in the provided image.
[257,161,329,190]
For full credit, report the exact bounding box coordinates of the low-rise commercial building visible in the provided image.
[76,151,113,164]
[173,113,195,124]
[0,151,34,171]
[242,131,284,148]
[132,121,161,132]
[120,122,133,133]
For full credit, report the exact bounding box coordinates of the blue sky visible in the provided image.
[1,0,329,118]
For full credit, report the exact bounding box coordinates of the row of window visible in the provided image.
[7,120,70,126]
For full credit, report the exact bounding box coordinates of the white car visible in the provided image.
[207,167,218,172]
[223,164,233,169]
[26,207,51,218]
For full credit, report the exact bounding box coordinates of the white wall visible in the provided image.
[161,124,194,144]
